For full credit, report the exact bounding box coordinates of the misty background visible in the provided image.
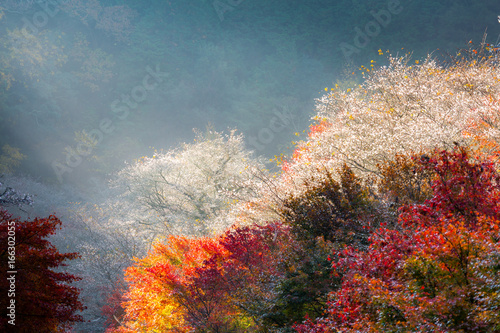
[0,0,497,190]
[1,0,499,331]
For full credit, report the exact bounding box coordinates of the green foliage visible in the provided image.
[279,164,372,248]
[263,236,337,331]
[258,164,377,331]
[375,152,435,208]
[0,144,25,174]
[69,34,115,92]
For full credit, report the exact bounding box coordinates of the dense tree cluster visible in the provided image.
[106,148,500,332]
[295,148,500,332]
[1,2,499,330]
[1,0,497,184]
[282,47,500,192]
[101,48,500,332]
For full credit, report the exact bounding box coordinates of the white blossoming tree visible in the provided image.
[113,129,268,237]
[280,46,500,196]
[58,130,269,330]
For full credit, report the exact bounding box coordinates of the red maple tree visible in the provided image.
[0,209,84,332]
[107,222,292,332]
[295,148,500,332]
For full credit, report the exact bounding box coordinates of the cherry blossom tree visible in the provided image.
[280,47,500,197]
[113,129,268,238]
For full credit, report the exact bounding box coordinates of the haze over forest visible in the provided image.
[1,0,500,332]
[0,0,497,188]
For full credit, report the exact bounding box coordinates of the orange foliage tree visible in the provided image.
[106,223,292,332]
[108,235,224,332]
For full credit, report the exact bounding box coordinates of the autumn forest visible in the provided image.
[1,1,500,332]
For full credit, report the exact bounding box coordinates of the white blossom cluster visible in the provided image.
[113,129,268,237]
[279,53,500,196]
